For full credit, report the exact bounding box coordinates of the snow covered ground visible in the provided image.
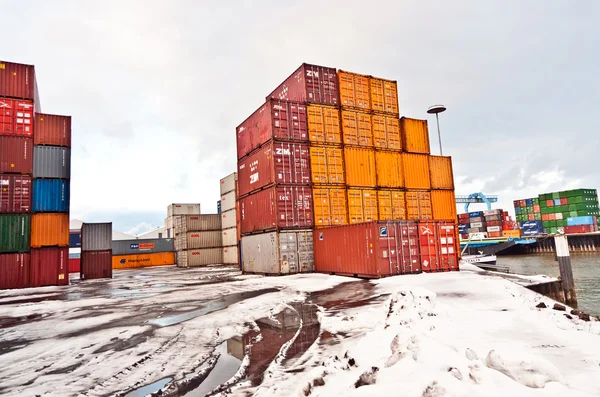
[1,264,599,396]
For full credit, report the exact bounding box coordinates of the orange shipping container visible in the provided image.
[341,109,373,147]
[344,147,376,187]
[429,155,455,190]
[377,190,406,220]
[31,213,69,248]
[347,188,378,224]
[310,146,345,184]
[431,190,457,221]
[372,114,401,150]
[112,252,175,269]
[375,151,404,188]
[400,117,430,154]
[313,187,348,227]
[502,230,521,238]
[405,190,433,220]
[338,70,370,110]
[402,153,431,189]
[369,77,399,114]
[307,104,342,145]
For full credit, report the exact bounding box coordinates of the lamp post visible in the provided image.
[427,105,446,155]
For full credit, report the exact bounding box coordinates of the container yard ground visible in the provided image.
[1,266,600,396]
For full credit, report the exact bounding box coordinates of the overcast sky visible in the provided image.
[3,1,599,234]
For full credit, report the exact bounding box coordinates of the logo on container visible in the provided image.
[191,251,201,256]
[275,148,291,155]
[120,259,127,264]
[0,101,9,108]
[191,234,200,238]
[380,226,388,237]
[420,226,433,235]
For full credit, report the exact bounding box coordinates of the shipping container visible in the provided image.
[337,70,370,110]
[418,221,459,272]
[267,63,338,106]
[0,136,33,174]
[80,250,112,280]
[167,203,201,217]
[431,190,457,221]
[81,222,111,251]
[30,247,68,287]
[33,146,70,179]
[400,117,430,154]
[217,200,221,214]
[220,172,237,196]
[220,190,236,212]
[312,187,348,227]
[405,190,433,220]
[377,190,406,220]
[340,109,373,147]
[369,77,399,115]
[502,230,521,238]
[564,225,596,234]
[314,221,421,277]
[176,248,223,267]
[174,214,221,234]
[69,257,80,273]
[0,252,29,289]
[239,185,313,234]
[309,146,345,184]
[30,213,68,248]
[0,214,30,253]
[32,179,69,213]
[33,113,71,147]
[175,231,222,250]
[0,174,31,213]
[69,231,81,247]
[566,216,595,226]
[223,246,239,265]
[375,151,403,188]
[222,227,238,247]
[237,141,310,197]
[344,147,376,187]
[306,104,342,144]
[0,98,34,137]
[236,100,307,159]
[221,209,236,229]
[487,226,502,233]
[488,231,503,238]
[372,113,401,150]
[469,211,483,218]
[483,209,503,217]
[0,61,39,102]
[428,156,454,190]
[112,238,174,255]
[470,222,484,228]
[241,230,314,274]
[112,252,175,269]
[347,188,378,224]
[402,153,431,189]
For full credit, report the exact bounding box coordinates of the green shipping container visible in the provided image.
[569,211,578,217]
[563,212,570,219]
[557,220,567,227]
[571,196,583,204]
[559,191,568,199]
[0,214,30,253]
[515,207,522,215]
[542,221,551,228]
[534,213,542,220]
[540,200,547,209]
[532,198,540,205]
[541,207,550,215]
[567,189,597,198]
[552,192,560,199]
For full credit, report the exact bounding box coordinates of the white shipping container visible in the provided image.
[220,190,236,212]
[174,214,222,234]
[167,203,201,218]
[241,230,313,274]
[176,248,223,267]
[555,213,563,220]
[468,232,488,240]
[81,222,112,251]
[220,172,237,196]
[222,227,238,247]
[223,246,238,265]
[470,222,484,228]
[221,209,236,229]
[486,226,501,233]
[175,231,222,251]
[483,209,502,217]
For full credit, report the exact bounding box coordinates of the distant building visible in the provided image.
[136,226,167,239]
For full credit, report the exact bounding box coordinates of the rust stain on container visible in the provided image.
[307,104,341,144]
[347,188,378,224]
[33,113,71,147]
[372,113,401,150]
[0,136,33,174]
[431,190,457,221]
[309,146,345,184]
[375,151,403,188]
[402,153,431,189]
[377,190,406,220]
[337,70,370,110]
[312,187,348,227]
[369,77,399,115]
[30,213,69,248]
[344,147,376,187]
[400,117,430,154]
[341,109,373,147]
[406,190,433,220]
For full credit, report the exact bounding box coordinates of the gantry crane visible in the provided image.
[455,192,499,213]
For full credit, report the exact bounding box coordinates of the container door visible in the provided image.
[279,232,299,274]
[437,222,458,271]
[398,221,421,274]
[418,221,440,273]
[376,222,398,276]
[297,230,314,272]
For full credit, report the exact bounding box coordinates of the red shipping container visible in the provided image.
[560,198,569,205]
[30,247,69,287]
[520,200,527,207]
[528,214,535,221]
[533,205,540,213]
[0,136,33,174]
[69,257,80,273]
[81,250,112,280]
[34,113,72,147]
[0,61,39,103]
[240,185,313,234]
[548,213,556,221]
[418,221,440,272]
[238,141,311,197]
[458,213,470,220]
[236,99,308,159]
[488,231,503,238]
[0,174,31,213]
[313,221,421,278]
[267,63,339,106]
[486,220,502,227]
[0,252,30,289]
[546,199,554,207]
[437,222,458,271]
[542,214,549,221]
[564,225,595,234]
[0,98,34,136]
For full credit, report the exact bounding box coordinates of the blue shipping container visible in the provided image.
[522,229,541,236]
[525,198,533,206]
[515,207,522,215]
[554,198,561,206]
[566,216,596,226]
[520,220,543,229]
[217,200,222,214]
[469,211,483,218]
[32,179,70,213]
[69,232,81,248]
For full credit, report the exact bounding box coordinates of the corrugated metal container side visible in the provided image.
[220,172,237,196]
[221,209,236,229]
[112,238,174,255]
[344,147,376,187]
[267,63,339,106]
[309,146,345,184]
[313,187,348,227]
[0,252,30,289]
[307,104,342,144]
[0,214,30,253]
[69,257,80,273]
[69,231,81,248]
[222,227,238,247]
[369,77,399,115]
[175,231,222,250]
[0,136,33,174]
[239,185,313,234]
[33,146,70,179]
[400,117,430,154]
[81,222,112,251]
[174,214,221,234]
[241,230,314,274]
[30,247,69,287]
[32,179,69,213]
[237,141,311,197]
[429,155,454,190]
[406,190,433,220]
[167,203,201,217]
[220,190,236,212]
[223,246,239,265]
[0,61,38,101]
[341,109,373,147]
[31,213,68,248]
[33,113,71,147]
[0,98,34,137]
[347,188,378,224]
[337,70,371,110]
[177,248,223,267]
[377,190,406,220]
[112,252,175,269]
[81,250,112,280]
[402,153,431,189]
[375,151,403,188]
[372,113,401,150]
[431,190,457,221]
[0,174,31,213]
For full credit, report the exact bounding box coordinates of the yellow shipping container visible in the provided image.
[341,109,373,147]
[429,155,455,190]
[400,117,430,154]
[431,190,457,221]
[377,190,406,220]
[369,77,399,114]
[112,252,176,269]
[402,153,431,189]
[338,70,370,110]
[405,190,433,220]
[375,151,404,188]
[347,188,378,224]
[503,230,521,238]
[313,187,348,227]
[372,113,401,150]
[310,146,345,184]
[307,104,342,144]
[344,147,376,187]
[31,213,69,248]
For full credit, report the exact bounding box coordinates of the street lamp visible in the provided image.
[427,104,446,156]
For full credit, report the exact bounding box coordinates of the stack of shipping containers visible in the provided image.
[165,203,201,238]
[174,214,222,267]
[457,210,519,239]
[80,223,112,280]
[220,172,239,265]
[69,228,81,273]
[112,238,175,269]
